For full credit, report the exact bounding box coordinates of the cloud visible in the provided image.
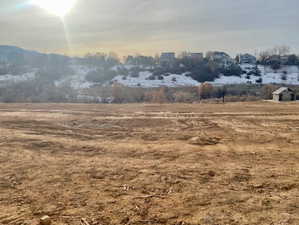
[0,0,299,55]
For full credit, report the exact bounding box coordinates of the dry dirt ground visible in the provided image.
[0,102,299,225]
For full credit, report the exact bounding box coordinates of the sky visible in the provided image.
[0,0,299,57]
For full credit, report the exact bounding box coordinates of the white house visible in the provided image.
[273,87,296,102]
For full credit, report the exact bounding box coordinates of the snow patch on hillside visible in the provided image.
[112,71,199,87]
[55,65,95,89]
[0,63,298,89]
[213,64,299,85]
[0,72,35,84]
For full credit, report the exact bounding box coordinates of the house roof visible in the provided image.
[273,87,294,95]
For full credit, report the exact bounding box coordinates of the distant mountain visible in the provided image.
[0,45,42,59]
[0,45,69,65]
[0,45,28,53]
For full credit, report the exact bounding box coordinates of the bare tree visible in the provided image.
[257,45,291,60]
[258,50,271,61]
[198,83,214,100]
[177,51,190,59]
[267,45,291,56]
[274,45,291,56]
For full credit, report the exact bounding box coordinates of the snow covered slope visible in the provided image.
[0,72,35,86]
[55,65,95,89]
[112,64,299,87]
[112,71,199,88]
[0,63,299,89]
[213,64,299,85]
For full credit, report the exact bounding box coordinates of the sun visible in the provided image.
[31,0,77,17]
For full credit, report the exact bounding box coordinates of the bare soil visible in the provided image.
[0,102,299,225]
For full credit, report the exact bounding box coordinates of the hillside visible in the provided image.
[1,62,299,89]
[1,46,299,90]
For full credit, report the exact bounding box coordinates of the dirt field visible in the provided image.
[1,102,299,225]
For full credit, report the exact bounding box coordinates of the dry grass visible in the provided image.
[0,102,299,225]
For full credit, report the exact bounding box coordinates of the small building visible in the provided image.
[190,53,203,61]
[206,51,234,67]
[125,55,134,64]
[272,87,296,102]
[280,55,289,65]
[160,52,175,62]
[160,52,176,67]
[238,53,257,64]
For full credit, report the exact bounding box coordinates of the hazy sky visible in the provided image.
[1,0,299,56]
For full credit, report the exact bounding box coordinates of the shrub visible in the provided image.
[261,84,278,99]
[157,75,164,80]
[0,66,9,75]
[271,62,281,70]
[130,67,140,77]
[146,75,156,80]
[0,80,76,103]
[256,78,263,84]
[144,88,168,103]
[86,69,117,83]
[221,64,243,77]
[189,66,219,82]
[285,55,299,65]
[281,74,287,81]
[117,67,129,76]
[111,84,145,103]
[173,91,197,102]
[224,95,260,102]
[198,83,214,99]
[152,68,164,76]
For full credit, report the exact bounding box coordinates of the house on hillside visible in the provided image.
[280,55,290,65]
[238,54,256,64]
[160,52,176,67]
[273,87,296,102]
[160,52,175,62]
[190,53,204,61]
[206,51,234,67]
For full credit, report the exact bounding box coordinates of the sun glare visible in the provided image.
[31,0,76,17]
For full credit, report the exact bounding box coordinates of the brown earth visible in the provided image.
[0,102,299,225]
